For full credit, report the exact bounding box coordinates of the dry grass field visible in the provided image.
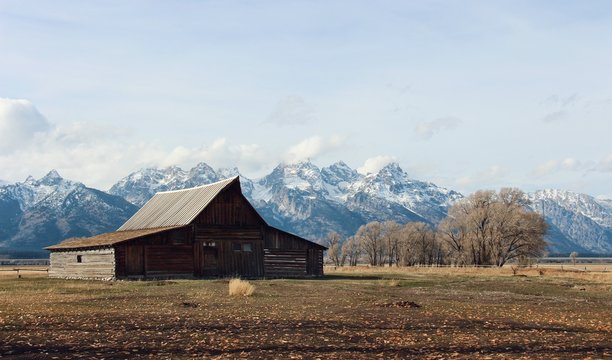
[0,266,610,359]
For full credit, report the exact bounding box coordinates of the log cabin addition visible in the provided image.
[46,177,326,280]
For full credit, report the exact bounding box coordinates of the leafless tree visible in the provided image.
[325,231,342,267]
[356,221,384,266]
[442,188,548,267]
[570,251,578,265]
[382,221,402,266]
[396,222,439,266]
[341,236,361,266]
[437,216,468,266]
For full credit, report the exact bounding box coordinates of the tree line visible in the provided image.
[325,188,548,267]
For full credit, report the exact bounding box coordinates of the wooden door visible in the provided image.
[126,245,144,276]
[195,242,218,277]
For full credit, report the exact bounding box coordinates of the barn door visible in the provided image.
[126,245,145,276]
[196,241,218,277]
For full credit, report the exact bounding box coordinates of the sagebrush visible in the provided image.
[228,278,255,297]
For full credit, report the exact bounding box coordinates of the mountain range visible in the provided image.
[0,171,137,253]
[1,161,611,256]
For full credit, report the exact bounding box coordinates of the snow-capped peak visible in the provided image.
[39,169,63,185]
[321,161,361,186]
[530,189,612,229]
[216,167,241,179]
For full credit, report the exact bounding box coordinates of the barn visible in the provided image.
[46,176,326,280]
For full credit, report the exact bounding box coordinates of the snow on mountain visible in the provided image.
[5,162,611,254]
[598,198,612,211]
[529,190,612,254]
[109,163,219,207]
[0,170,137,250]
[346,163,463,224]
[110,160,462,240]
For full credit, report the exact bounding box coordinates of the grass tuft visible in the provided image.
[228,278,255,297]
[383,278,401,287]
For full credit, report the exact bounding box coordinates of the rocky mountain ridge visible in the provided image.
[1,162,611,255]
[0,171,137,250]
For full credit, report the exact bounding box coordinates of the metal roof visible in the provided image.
[118,176,239,231]
[45,226,184,250]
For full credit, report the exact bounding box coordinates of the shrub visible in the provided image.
[228,278,255,297]
[386,279,401,287]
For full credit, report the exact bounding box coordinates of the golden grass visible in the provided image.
[228,278,255,297]
[325,264,612,282]
[0,266,48,278]
[381,278,401,287]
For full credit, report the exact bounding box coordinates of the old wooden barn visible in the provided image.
[46,177,325,280]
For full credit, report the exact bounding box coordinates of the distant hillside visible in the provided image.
[0,171,138,251]
[3,162,611,255]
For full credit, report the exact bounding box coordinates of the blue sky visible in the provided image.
[0,1,611,197]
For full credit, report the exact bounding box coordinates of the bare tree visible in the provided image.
[570,251,578,265]
[341,236,361,266]
[356,221,384,266]
[325,231,342,267]
[437,216,468,266]
[441,188,548,267]
[396,222,437,266]
[382,221,402,266]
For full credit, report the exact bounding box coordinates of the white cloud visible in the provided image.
[531,157,589,177]
[267,95,315,126]
[0,98,53,154]
[414,117,462,140]
[0,99,275,188]
[284,135,344,164]
[456,165,508,187]
[357,155,396,175]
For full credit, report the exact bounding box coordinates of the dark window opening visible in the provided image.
[233,242,241,252]
[170,231,188,245]
[242,243,253,252]
[76,255,82,263]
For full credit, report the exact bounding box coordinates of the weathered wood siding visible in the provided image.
[307,248,324,276]
[263,227,324,277]
[264,227,313,250]
[195,225,264,277]
[263,249,307,277]
[115,227,194,278]
[49,248,115,280]
[194,182,262,226]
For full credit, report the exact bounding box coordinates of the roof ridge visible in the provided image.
[155,176,238,194]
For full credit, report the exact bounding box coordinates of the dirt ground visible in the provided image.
[0,266,610,359]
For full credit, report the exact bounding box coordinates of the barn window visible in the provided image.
[170,231,188,245]
[205,241,216,247]
[76,255,82,263]
[242,243,252,252]
[233,242,241,252]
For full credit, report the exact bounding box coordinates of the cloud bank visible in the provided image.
[357,155,396,175]
[0,98,53,154]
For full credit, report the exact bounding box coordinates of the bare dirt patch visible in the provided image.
[0,267,610,359]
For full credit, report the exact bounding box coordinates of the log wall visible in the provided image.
[195,225,264,277]
[194,182,262,226]
[49,248,115,280]
[263,227,325,277]
[263,249,307,277]
[115,228,194,278]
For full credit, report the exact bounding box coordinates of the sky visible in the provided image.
[0,1,611,197]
